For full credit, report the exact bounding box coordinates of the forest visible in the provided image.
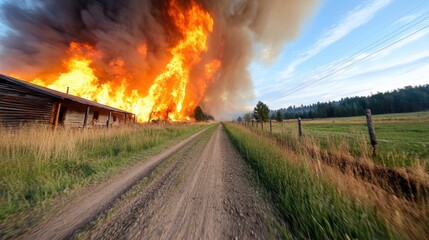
[279,85,429,119]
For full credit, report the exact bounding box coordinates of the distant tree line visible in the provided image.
[277,85,429,119]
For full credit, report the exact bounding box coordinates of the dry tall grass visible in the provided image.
[272,127,429,202]
[0,123,204,224]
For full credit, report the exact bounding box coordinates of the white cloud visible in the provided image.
[288,27,429,86]
[393,8,428,26]
[253,0,429,109]
[267,44,429,109]
[366,27,429,61]
[317,28,429,81]
[394,14,418,25]
[280,0,392,78]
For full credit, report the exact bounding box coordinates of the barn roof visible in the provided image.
[0,74,134,115]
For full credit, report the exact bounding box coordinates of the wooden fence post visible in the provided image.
[269,118,272,133]
[365,109,377,155]
[298,118,303,137]
[252,120,254,127]
[261,122,264,131]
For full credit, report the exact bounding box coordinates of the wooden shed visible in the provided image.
[0,74,136,128]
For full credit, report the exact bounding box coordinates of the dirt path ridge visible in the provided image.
[21,128,208,240]
[87,125,287,239]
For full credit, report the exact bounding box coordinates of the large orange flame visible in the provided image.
[28,0,220,122]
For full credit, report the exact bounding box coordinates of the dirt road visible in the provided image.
[23,125,286,239]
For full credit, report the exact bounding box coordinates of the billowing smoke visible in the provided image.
[0,0,316,120]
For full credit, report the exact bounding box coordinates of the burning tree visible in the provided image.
[194,106,214,122]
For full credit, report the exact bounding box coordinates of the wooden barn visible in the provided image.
[0,74,136,128]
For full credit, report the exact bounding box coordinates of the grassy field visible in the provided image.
[258,111,429,169]
[225,122,429,239]
[0,123,209,224]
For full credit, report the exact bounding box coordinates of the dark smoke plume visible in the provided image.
[0,0,316,119]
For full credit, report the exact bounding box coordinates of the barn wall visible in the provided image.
[59,108,121,129]
[62,108,131,128]
[86,109,127,128]
[63,110,86,128]
[60,106,130,128]
[111,113,126,127]
[0,79,57,127]
[93,112,109,127]
[63,108,126,128]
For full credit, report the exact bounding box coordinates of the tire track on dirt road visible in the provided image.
[84,125,287,239]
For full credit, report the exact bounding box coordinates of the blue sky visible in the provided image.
[252,0,429,110]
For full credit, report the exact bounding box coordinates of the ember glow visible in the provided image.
[30,1,219,122]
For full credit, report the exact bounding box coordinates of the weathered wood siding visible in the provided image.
[0,79,56,127]
[88,111,109,127]
[63,110,86,128]
[111,113,125,127]
[60,104,127,128]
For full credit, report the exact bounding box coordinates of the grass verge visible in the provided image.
[224,122,402,239]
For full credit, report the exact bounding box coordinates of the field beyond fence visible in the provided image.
[226,111,429,239]
[257,111,429,169]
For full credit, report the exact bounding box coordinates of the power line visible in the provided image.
[280,2,429,97]
[315,9,429,78]
[332,0,428,60]
[323,10,429,75]
[281,22,429,97]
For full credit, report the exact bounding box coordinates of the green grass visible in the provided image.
[224,123,398,239]
[0,123,208,223]
[265,111,429,169]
